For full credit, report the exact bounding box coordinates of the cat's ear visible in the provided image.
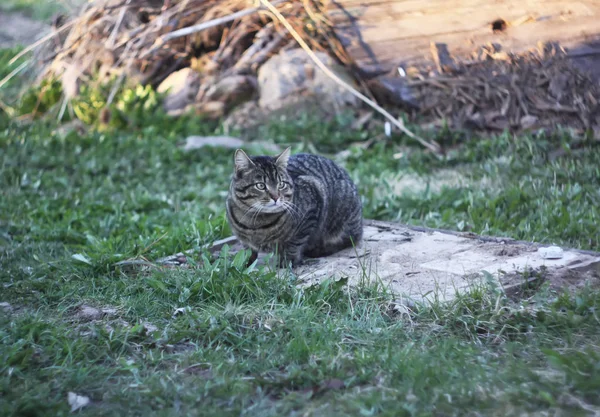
[234,149,253,172]
[275,147,291,168]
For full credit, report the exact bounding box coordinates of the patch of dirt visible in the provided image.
[0,11,50,48]
[75,304,118,321]
[497,254,600,301]
[545,260,600,292]
[493,245,527,257]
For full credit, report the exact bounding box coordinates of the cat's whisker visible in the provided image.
[250,206,264,226]
[240,202,262,223]
[282,201,302,221]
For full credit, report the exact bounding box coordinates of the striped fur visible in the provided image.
[226,147,363,267]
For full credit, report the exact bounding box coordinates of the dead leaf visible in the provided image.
[67,392,90,412]
[173,307,188,317]
[71,253,92,265]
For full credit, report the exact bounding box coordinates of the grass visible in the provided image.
[2,50,600,416]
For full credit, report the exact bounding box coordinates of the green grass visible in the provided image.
[2,50,600,415]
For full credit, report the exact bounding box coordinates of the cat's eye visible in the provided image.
[278,182,287,190]
[255,183,266,190]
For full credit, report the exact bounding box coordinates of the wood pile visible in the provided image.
[28,0,600,137]
[41,0,346,116]
[369,43,600,134]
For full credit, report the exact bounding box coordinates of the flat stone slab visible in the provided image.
[291,221,600,302]
[154,220,600,303]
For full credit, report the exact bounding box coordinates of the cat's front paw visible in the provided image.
[277,253,303,269]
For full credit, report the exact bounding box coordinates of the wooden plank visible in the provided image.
[328,0,600,76]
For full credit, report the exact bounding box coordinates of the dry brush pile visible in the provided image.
[410,44,600,134]
[34,0,348,119]
[11,0,600,142]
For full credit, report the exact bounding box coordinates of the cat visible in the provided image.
[226,147,363,268]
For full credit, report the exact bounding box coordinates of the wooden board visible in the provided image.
[327,0,600,77]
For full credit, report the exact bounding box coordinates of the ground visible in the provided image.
[1,2,600,416]
[2,89,600,415]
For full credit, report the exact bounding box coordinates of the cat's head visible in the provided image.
[230,147,294,213]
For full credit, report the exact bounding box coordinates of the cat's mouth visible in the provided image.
[260,200,285,213]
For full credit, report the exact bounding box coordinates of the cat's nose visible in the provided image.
[268,191,279,201]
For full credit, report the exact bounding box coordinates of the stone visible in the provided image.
[67,392,90,412]
[198,75,257,111]
[257,48,358,111]
[539,246,564,259]
[182,136,244,151]
[158,68,201,114]
[0,302,13,313]
[198,220,600,304]
[367,76,420,109]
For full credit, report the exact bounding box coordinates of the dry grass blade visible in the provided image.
[0,61,30,90]
[9,20,77,65]
[157,0,285,44]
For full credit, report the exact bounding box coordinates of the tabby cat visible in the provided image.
[226,147,363,267]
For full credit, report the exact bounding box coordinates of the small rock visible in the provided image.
[0,302,13,313]
[101,307,117,316]
[77,305,103,321]
[0,12,51,49]
[182,136,244,151]
[67,392,90,412]
[159,68,201,113]
[222,100,264,132]
[199,75,257,111]
[143,322,158,333]
[549,74,569,101]
[181,136,281,154]
[158,67,195,94]
[539,246,564,259]
[520,115,539,130]
[194,101,225,119]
